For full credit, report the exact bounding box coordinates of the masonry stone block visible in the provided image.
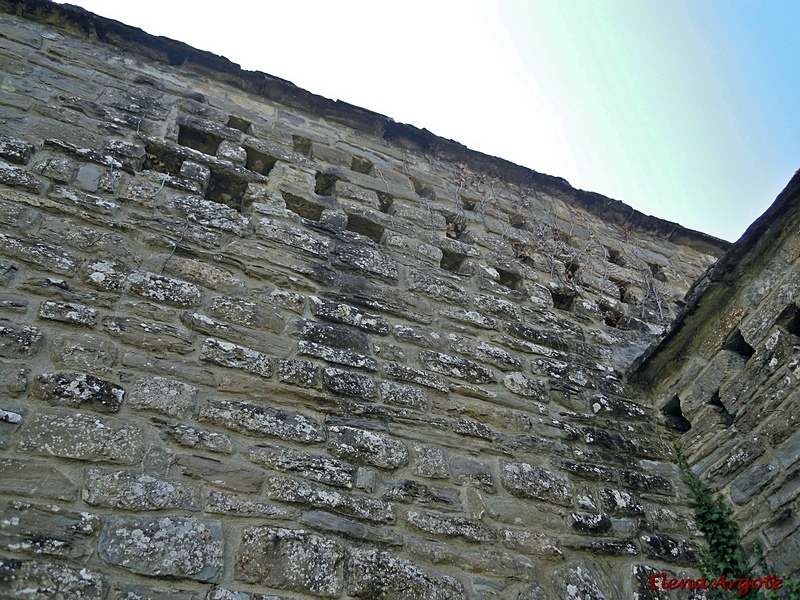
[31,372,124,413]
[83,468,199,511]
[327,425,408,469]
[100,516,223,582]
[500,461,573,507]
[199,398,325,442]
[248,444,355,488]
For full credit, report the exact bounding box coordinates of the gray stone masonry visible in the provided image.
[5,1,792,598]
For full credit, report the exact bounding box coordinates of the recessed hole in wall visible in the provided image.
[722,328,755,358]
[497,268,522,290]
[177,125,222,156]
[462,197,477,212]
[510,214,527,230]
[445,215,466,240]
[293,135,312,157]
[614,281,628,302]
[648,263,668,282]
[777,303,800,336]
[315,172,340,196]
[377,192,394,213]
[708,390,734,426]
[226,115,251,133]
[603,310,625,329]
[440,249,466,274]
[565,261,579,281]
[282,191,325,221]
[143,143,182,174]
[607,249,622,265]
[205,169,248,211]
[552,292,574,311]
[410,177,436,201]
[346,214,385,243]
[662,395,692,432]
[351,155,374,175]
[245,146,277,176]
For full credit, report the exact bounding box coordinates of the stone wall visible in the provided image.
[0,1,744,598]
[634,171,800,582]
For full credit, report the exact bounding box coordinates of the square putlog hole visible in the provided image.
[177,125,222,156]
[315,172,340,196]
[346,214,385,243]
[440,249,466,274]
[206,169,248,211]
[245,147,277,176]
[497,268,522,290]
[226,115,251,133]
[351,155,374,175]
[282,191,325,221]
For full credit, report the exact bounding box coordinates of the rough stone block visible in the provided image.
[0,134,35,164]
[551,563,608,600]
[235,527,343,597]
[327,425,408,469]
[0,319,43,358]
[128,375,197,418]
[570,512,613,535]
[200,337,274,378]
[0,501,100,559]
[407,510,495,543]
[83,468,199,510]
[297,340,377,371]
[199,398,325,442]
[103,316,193,355]
[31,372,124,413]
[162,423,233,454]
[100,515,223,582]
[168,195,250,234]
[383,362,449,392]
[0,233,79,273]
[0,559,104,598]
[278,358,320,387]
[264,475,394,523]
[175,454,264,493]
[299,510,403,546]
[346,548,466,600]
[18,411,144,464]
[248,444,355,488]
[0,163,42,192]
[500,461,573,507]
[499,529,563,559]
[322,367,376,398]
[0,458,77,501]
[309,296,390,333]
[127,271,202,307]
[205,490,297,519]
[381,479,460,507]
[38,300,97,326]
[450,455,495,492]
[257,218,329,255]
[380,381,429,411]
[407,269,468,305]
[420,350,496,384]
[332,243,398,280]
[639,533,698,566]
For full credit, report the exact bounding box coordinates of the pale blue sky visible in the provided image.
[55,1,799,242]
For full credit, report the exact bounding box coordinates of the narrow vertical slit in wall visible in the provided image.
[177,125,222,156]
[346,214,385,243]
[722,328,755,358]
[292,135,313,157]
[226,115,251,133]
[662,395,692,432]
[315,172,340,196]
[244,147,277,176]
[281,191,325,221]
[351,155,374,175]
[440,249,466,274]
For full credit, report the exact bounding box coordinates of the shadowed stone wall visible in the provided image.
[4,0,789,598]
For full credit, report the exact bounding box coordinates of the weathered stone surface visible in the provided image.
[257,218,330,255]
[407,510,495,542]
[127,271,202,307]
[83,468,199,510]
[322,366,376,398]
[0,233,79,273]
[0,458,77,501]
[347,548,466,600]
[169,195,250,234]
[451,417,493,440]
[640,533,698,566]
[298,340,378,371]
[0,134,35,164]
[0,163,42,192]
[327,425,408,469]
[601,488,645,516]
[383,362,450,391]
[175,454,264,493]
[112,583,201,600]
[249,444,355,488]
[18,411,143,464]
[333,242,398,280]
[412,443,450,479]
[0,559,105,599]
[162,423,233,454]
[31,372,124,413]
[38,300,97,325]
[309,295,390,333]
[299,510,403,545]
[235,526,343,597]
[407,269,469,305]
[0,319,43,357]
[420,350,496,384]
[450,455,495,491]
[199,398,325,442]
[502,372,549,401]
[499,529,564,559]
[0,501,100,559]
[103,316,193,355]
[570,512,613,535]
[100,515,223,582]
[382,479,460,507]
[278,358,320,387]
[264,475,394,523]
[500,461,573,507]
[200,337,274,377]
[205,490,297,519]
[128,375,198,418]
[380,381,429,410]
[551,563,608,600]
